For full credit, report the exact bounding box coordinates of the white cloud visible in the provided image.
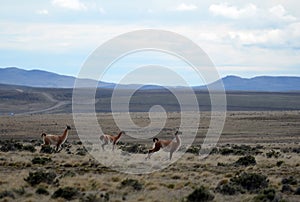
[36,9,49,15]
[175,3,197,11]
[51,0,87,11]
[209,3,257,19]
[225,21,300,49]
[269,5,297,22]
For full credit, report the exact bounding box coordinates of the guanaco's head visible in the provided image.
[66,125,71,130]
[41,133,46,137]
[175,131,179,135]
[153,137,159,142]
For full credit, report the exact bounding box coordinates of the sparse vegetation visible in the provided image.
[120,143,148,154]
[186,186,214,202]
[40,145,55,154]
[0,112,299,201]
[266,150,281,158]
[76,147,88,156]
[52,187,80,200]
[36,187,49,195]
[0,190,15,199]
[23,144,36,152]
[253,188,278,202]
[230,172,268,193]
[121,178,143,191]
[295,187,300,195]
[218,145,262,156]
[24,170,57,186]
[276,160,284,167]
[31,157,52,165]
[234,155,256,166]
[0,141,23,152]
[282,176,298,185]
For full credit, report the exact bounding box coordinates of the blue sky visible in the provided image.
[0,0,299,85]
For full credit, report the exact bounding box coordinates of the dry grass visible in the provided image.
[0,111,299,201]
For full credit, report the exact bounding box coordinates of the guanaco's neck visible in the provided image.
[61,128,69,140]
[175,133,180,143]
[115,131,123,140]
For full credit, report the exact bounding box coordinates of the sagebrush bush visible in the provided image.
[0,190,15,199]
[121,178,143,191]
[40,145,55,154]
[216,182,243,195]
[120,143,148,154]
[186,186,214,202]
[295,187,300,195]
[230,172,268,193]
[234,155,256,166]
[36,187,49,195]
[31,157,52,165]
[219,145,262,156]
[52,187,80,200]
[281,176,297,185]
[266,150,280,158]
[24,170,57,186]
[23,144,36,152]
[253,188,277,202]
[0,141,23,152]
[76,147,87,156]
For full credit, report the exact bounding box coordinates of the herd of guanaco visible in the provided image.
[41,125,181,160]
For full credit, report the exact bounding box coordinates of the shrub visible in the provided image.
[52,187,80,200]
[0,190,15,199]
[121,178,143,191]
[100,192,110,201]
[230,172,268,193]
[24,170,57,186]
[217,162,227,166]
[76,147,87,156]
[32,157,52,165]
[13,187,25,195]
[219,148,234,155]
[186,186,214,202]
[266,150,280,158]
[23,145,36,152]
[276,160,284,167]
[40,145,55,154]
[36,187,49,195]
[282,176,297,185]
[120,143,148,154]
[234,155,256,166]
[253,188,277,202]
[294,187,300,195]
[216,183,241,195]
[0,141,23,152]
[186,146,200,154]
[281,184,293,193]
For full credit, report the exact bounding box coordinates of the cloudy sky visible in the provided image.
[0,0,299,85]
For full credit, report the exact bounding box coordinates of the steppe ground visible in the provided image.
[0,111,299,201]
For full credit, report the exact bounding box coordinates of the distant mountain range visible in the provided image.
[0,67,300,92]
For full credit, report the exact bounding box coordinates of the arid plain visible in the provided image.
[0,111,299,201]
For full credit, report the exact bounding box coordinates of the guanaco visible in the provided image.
[99,131,125,151]
[145,131,181,160]
[41,125,71,152]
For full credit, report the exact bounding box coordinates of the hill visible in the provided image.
[0,67,300,92]
[200,75,300,92]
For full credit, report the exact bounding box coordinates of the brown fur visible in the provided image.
[146,131,180,160]
[41,125,71,152]
[100,131,125,151]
